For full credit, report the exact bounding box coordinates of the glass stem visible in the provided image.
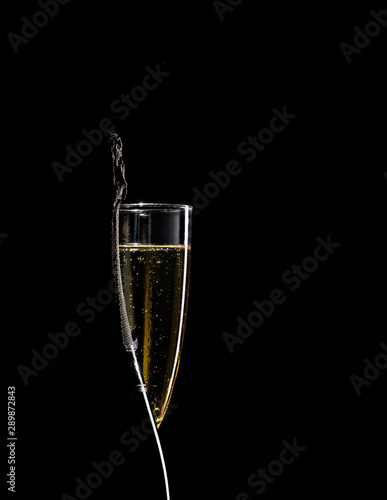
[141,390,170,500]
[127,349,170,500]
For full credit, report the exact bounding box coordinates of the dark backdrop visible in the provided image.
[2,2,387,499]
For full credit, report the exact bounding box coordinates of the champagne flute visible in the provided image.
[118,203,192,498]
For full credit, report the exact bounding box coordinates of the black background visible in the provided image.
[2,1,387,499]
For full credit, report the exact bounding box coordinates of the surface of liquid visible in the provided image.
[120,244,191,426]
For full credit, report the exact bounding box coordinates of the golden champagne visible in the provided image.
[120,244,191,427]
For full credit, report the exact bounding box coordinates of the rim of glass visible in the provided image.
[120,203,192,212]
